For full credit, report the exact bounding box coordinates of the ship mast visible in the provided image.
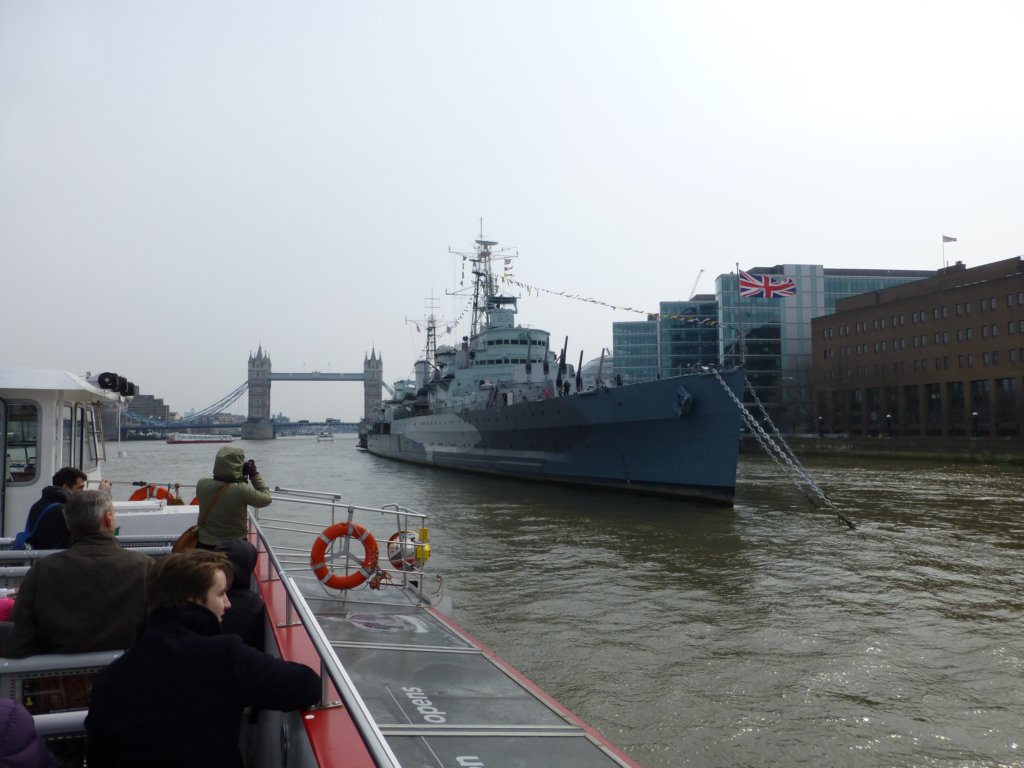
[470,238,499,338]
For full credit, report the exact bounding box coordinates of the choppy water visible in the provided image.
[104,438,1024,768]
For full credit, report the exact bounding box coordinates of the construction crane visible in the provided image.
[688,269,704,300]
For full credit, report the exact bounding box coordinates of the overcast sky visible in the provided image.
[3,1,1022,421]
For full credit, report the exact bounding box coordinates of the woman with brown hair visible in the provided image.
[85,550,319,767]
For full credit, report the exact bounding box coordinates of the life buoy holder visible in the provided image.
[310,523,379,590]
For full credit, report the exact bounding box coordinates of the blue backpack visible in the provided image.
[12,502,62,551]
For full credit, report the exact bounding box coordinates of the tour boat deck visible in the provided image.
[259,488,638,767]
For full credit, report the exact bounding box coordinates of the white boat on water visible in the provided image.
[165,432,237,444]
[316,430,335,442]
[0,365,640,767]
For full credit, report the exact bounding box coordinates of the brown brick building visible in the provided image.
[811,257,1024,438]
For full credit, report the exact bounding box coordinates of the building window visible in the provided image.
[982,325,989,338]
[942,306,948,319]
[1008,294,1016,308]
[981,298,989,311]
[943,331,950,343]
[993,351,1000,364]
[956,303,962,316]
[967,354,974,367]
[958,354,965,367]
[991,324,998,337]
[983,352,991,365]
[965,302,971,314]
[966,328,973,340]
[1010,322,1017,335]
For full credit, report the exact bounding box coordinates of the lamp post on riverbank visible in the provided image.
[972,411,979,436]
[886,413,893,438]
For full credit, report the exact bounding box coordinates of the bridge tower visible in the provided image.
[241,346,275,440]
[363,349,383,420]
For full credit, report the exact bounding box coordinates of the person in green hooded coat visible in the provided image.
[196,445,272,547]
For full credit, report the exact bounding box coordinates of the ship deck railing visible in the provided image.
[255,489,639,768]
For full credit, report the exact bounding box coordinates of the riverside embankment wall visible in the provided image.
[741,436,1024,465]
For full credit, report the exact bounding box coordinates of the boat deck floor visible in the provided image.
[295,575,633,767]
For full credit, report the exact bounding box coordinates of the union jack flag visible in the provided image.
[738,270,796,299]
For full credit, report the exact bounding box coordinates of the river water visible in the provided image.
[104,438,1023,768]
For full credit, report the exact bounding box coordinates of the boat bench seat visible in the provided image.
[0,650,124,739]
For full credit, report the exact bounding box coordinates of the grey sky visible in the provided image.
[3,1,1021,421]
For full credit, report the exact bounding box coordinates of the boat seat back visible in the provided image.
[0,649,124,740]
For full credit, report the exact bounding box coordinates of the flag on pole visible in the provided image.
[942,235,957,243]
[738,270,796,298]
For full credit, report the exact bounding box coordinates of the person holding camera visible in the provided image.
[195,445,272,549]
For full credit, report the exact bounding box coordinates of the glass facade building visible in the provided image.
[611,298,718,384]
[611,317,659,384]
[613,265,934,431]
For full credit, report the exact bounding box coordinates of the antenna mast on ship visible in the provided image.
[448,222,517,341]
[424,295,439,365]
[470,237,499,337]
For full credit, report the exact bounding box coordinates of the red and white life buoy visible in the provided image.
[128,485,170,502]
[310,522,379,590]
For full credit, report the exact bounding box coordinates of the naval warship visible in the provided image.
[366,237,745,505]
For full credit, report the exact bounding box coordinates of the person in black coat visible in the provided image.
[23,467,86,550]
[215,538,266,651]
[84,550,320,768]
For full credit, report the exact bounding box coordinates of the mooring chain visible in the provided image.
[713,369,856,530]
[742,382,837,506]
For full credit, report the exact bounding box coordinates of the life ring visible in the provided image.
[387,530,418,570]
[129,485,170,502]
[310,523,379,590]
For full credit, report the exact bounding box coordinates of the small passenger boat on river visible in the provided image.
[0,365,641,767]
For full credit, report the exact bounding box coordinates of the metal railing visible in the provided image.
[246,491,435,768]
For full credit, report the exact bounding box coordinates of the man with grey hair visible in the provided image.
[3,490,152,657]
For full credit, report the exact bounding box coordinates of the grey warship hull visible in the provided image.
[367,367,745,505]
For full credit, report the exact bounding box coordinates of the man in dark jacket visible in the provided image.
[22,466,87,550]
[4,491,152,657]
[85,551,320,768]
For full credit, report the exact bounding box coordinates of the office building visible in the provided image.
[812,257,1024,437]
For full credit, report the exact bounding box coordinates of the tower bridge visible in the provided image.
[241,347,383,440]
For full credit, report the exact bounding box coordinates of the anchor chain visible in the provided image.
[714,369,856,530]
